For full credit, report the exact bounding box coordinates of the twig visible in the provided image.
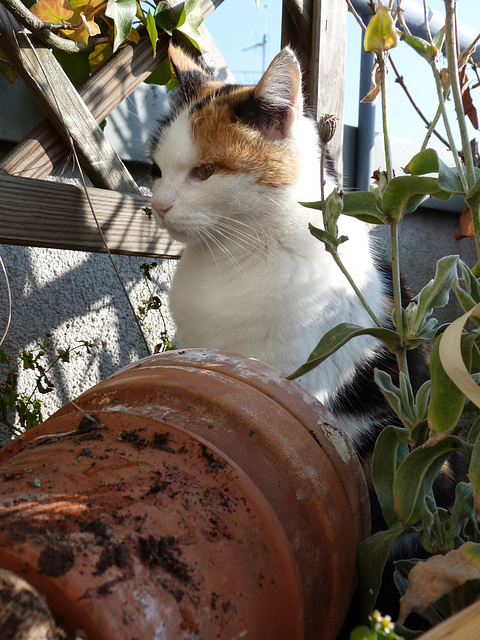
[389,54,450,149]
[0,0,92,53]
[423,0,433,44]
[345,0,367,32]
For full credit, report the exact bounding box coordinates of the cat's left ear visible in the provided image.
[253,47,303,140]
[169,44,214,105]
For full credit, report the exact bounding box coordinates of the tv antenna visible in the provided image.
[242,4,268,74]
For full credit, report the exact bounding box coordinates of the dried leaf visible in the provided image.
[455,206,474,240]
[80,11,101,36]
[397,542,480,624]
[439,302,480,409]
[463,86,479,130]
[361,60,382,103]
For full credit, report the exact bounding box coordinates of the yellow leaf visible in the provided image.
[439,302,480,409]
[398,543,480,624]
[88,43,113,73]
[126,27,140,45]
[30,0,74,23]
[364,1,399,54]
[80,11,101,36]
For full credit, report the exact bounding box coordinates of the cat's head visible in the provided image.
[150,45,319,243]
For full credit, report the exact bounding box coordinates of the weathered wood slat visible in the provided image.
[308,0,347,172]
[282,0,347,176]
[0,5,142,195]
[419,600,480,640]
[0,174,183,258]
[0,0,226,182]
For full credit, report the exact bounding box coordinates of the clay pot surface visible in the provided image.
[0,349,370,640]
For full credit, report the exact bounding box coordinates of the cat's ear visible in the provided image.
[235,48,303,141]
[168,44,214,105]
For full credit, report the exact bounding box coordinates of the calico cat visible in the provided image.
[150,45,412,461]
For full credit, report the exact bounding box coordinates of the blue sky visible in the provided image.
[205,1,479,148]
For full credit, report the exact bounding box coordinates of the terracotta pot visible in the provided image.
[0,349,370,640]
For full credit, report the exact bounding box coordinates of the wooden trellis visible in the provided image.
[0,0,347,259]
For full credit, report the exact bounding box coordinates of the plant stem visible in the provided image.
[430,60,469,192]
[379,53,394,181]
[327,247,383,328]
[390,222,409,375]
[443,0,476,188]
[377,50,408,371]
[320,144,328,231]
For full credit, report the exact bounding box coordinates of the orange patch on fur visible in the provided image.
[188,87,299,188]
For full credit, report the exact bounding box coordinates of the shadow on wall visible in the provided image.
[372,206,478,324]
[0,242,176,444]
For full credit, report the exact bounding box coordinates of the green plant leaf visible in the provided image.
[394,435,467,526]
[404,148,465,194]
[364,1,398,53]
[53,49,90,87]
[105,0,137,51]
[286,323,401,380]
[154,0,175,34]
[402,34,438,60]
[357,522,405,619]
[175,0,205,52]
[308,224,348,250]
[447,482,475,542]
[408,255,458,337]
[381,175,451,222]
[144,56,172,86]
[432,26,445,51]
[372,425,409,527]
[428,335,468,435]
[341,191,386,224]
[145,10,157,55]
[469,427,480,503]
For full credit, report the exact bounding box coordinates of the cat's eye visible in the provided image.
[195,163,216,180]
[151,163,162,179]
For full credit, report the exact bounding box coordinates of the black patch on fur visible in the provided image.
[232,91,289,136]
[189,84,242,114]
[173,69,211,105]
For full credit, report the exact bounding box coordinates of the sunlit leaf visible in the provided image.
[80,11,101,36]
[88,42,114,73]
[404,148,465,195]
[145,9,157,55]
[175,0,205,52]
[287,323,401,380]
[105,0,137,51]
[364,1,398,53]
[410,255,458,337]
[341,190,386,224]
[439,302,480,409]
[381,175,451,222]
[402,34,438,60]
[30,0,74,23]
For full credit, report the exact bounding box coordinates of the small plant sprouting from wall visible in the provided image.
[137,261,174,354]
[0,331,94,435]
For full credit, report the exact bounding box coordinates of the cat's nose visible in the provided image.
[151,193,174,219]
[152,204,172,220]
